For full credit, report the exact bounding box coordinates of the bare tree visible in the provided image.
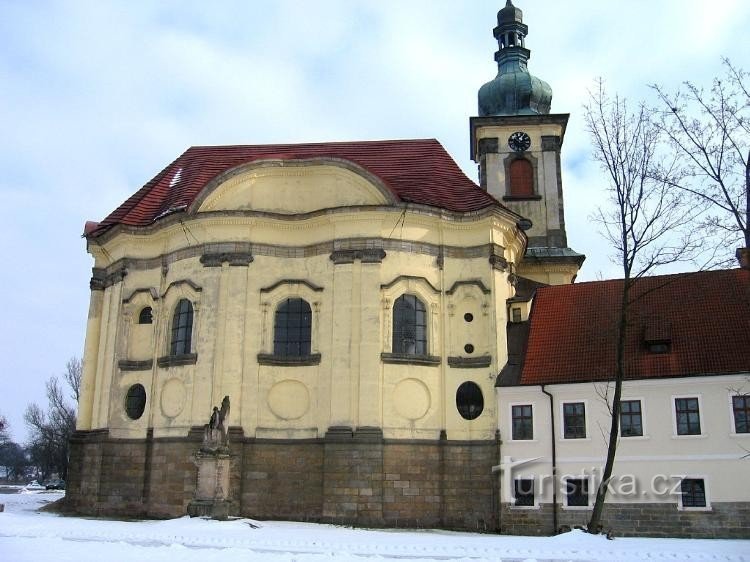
[0,413,9,447]
[584,81,699,533]
[64,357,82,403]
[24,358,80,481]
[652,59,749,266]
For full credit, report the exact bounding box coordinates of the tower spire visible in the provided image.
[478,1,552,116]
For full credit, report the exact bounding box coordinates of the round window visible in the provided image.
[464,343,475,354]
[464,313,474,322]
[456,381,483,420]
[125,384,147,420]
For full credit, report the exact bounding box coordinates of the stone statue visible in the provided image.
[217,396,230,439]
[202,396,230,452]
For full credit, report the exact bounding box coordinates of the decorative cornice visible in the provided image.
[257,353,321,366]
[90,266,127,291]
[446,279,491,295]
[541,135,561,151]
[259,279,324,293]
[161,279,202,300]
[329,248,386,264]
[380,353,441,366]
[490,253,509,271]
[381,275,441,294]
[447,355,492,369]
[122,288,159,303]
[200,251,254,267]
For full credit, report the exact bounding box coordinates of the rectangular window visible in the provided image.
[511,404,533,440]
[565,478,589,507]
[620,400,643,437]
[512,307,522,322]
[514,478,534,507]
[681,478,707,508]
[563,402,586,439]
[675,397,701,435]
[733,395,750,434]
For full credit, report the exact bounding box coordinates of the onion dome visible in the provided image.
[478,1,552,116]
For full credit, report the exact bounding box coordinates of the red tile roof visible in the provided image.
[88,139,501,237]
[519,269,750,385]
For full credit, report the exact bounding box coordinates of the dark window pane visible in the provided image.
[681,478,706,508]
[138,307,153,324]
[125,384,146,420]
[563,402,586,439]
[732,396,749,433]
[566,478,589,507]
[620,400,643,437]
[512,404,533,440]
[273,298,312,357]
[514,479,534,507]
[675,398,701,435]
[456,381,483,420]
[393,294,428,356]
[170,299,193,356]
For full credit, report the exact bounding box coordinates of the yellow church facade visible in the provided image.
[66,2,585,528]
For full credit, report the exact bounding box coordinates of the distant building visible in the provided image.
[66,1,749,538]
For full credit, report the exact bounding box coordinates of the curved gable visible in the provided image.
[194,159,396,214]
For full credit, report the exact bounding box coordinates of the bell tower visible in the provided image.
[470,1,584,284]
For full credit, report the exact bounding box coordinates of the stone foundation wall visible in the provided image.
[67,430,749,537]
[66,428,498,530]
[499,502,750,539]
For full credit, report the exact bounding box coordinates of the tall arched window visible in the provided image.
[392,294,427,356]
[274,298,312,357]
[170,299,193,356]
[508,158,534,197]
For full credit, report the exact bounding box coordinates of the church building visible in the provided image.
[66,2,749,538]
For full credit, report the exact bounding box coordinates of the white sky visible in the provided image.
[1,0,748,442]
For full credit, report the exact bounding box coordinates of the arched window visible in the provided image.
[170,299,193,356]
[138,306,153,324]
[392,294,427,356]
[509,158,534,197]
[274,298,312,357]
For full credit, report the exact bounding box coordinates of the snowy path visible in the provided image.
[0,491,747,562]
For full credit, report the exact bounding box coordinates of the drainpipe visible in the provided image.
[541,384,558,534]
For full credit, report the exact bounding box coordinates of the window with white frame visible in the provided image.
[680,478,707,509]
[513,478,535,507]
[563,402,586,439]
[620,399,643,437]
[675,397,701,436]
[565,477,589,507]
[732,395,750,434]
[511,404,533,440]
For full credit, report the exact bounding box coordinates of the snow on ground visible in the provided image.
[0,490,747,562]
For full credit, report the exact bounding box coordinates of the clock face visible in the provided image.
[508,131,531,152]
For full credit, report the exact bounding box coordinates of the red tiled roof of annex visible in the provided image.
[88,139,501,237]
[520,268,750,385]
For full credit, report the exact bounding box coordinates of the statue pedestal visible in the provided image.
[187,448,232,520]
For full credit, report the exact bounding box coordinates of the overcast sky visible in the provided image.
[1,0,748,442]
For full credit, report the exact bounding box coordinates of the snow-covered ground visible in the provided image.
[0,490,747,562]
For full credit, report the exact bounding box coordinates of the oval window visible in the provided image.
[464,313,474,322]
[125,384,147,420]
[464,343,475,354]
[456,381,483,420]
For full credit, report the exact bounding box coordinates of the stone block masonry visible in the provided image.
[65,427,499,531]
[498,502,750,539]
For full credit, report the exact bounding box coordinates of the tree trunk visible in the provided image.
[588,279,630,532]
